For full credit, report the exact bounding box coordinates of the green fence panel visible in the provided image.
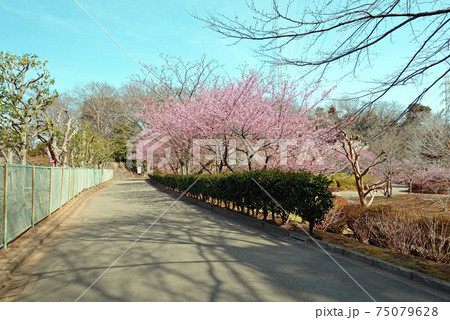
[89,169,92,188]
[83,168,87,190]
[92,169,96,186]
[80,168,84,191]
[70,168,76,200]
[89,168,94,188]
[34,167,51,224]
[0,164,4,248]
[68,168,73,200]
[88,169,93,189]
[50,168,62,213]
[77,168,82,193]
[6,165,33,243]
[0,165,113,249]
[74,168,81,195]
[61,168,70,206]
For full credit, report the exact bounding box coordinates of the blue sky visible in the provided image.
[0,0,447,112]
[0,0,257,88]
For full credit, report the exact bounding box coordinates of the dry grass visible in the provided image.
[372,193,449,216]
[28,156,51,166]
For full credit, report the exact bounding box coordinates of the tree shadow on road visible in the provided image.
[11,179,448,302]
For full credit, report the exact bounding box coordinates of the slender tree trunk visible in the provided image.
[308,220,314,236]
[387,173,392,197]
[355,175,368,207]
[19,127,28,165]
[19,146,27,165]
[3,148,14,164]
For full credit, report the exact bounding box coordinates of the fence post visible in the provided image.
[72,168,75,198]
[67,168,70,200]
[3,164,7,249]
[32,165,35,228]
[60,167,64,208]
[49,167,53,216]
[67,168,71,201]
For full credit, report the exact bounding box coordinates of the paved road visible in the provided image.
[4,180,448,301]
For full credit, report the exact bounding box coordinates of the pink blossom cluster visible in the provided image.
[136,70,341,174]
[394,158,449,192]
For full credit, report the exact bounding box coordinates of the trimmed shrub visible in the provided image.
[150,169,334,234]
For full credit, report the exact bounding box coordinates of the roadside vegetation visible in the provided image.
[1,50,448,275]
[150,170,334,235]
[0,52,145,168]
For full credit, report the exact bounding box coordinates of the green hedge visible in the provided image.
[149,170,334,234]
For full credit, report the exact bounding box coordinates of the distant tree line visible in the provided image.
[0,52,148,167]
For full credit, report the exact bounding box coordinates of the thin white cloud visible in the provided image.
[0,0,87,35]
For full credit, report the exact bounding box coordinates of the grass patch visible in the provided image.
[372,193,449,216]
[328,173,378,191]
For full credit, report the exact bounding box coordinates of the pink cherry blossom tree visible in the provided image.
[137,70,339,174]
[415,163,449,211]
[396,157,424,193]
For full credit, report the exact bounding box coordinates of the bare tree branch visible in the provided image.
[195,0,450,137]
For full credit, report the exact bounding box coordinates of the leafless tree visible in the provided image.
[196,0,450,130]
[37,94,80,167]
[336,131,387,206]
[75,82,121,138]
[119,82,150,131]
[133,55,221,173]
[335,99,403,141]
[406,113,449,210]
[134,54,220,103]
[408,112,450,163]
[369,125,407,196]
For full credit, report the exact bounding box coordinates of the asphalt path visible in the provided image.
[6,179,449,301]
[334,184,410,203]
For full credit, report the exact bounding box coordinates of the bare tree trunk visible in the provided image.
[18,126,29,165]
[308,220,314,236]
[19,148,27,165]
[7,149,13,164]
[388,173,393,197]
[337,131,386,207]
[1,148,14,164]
[354,175,368,207]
